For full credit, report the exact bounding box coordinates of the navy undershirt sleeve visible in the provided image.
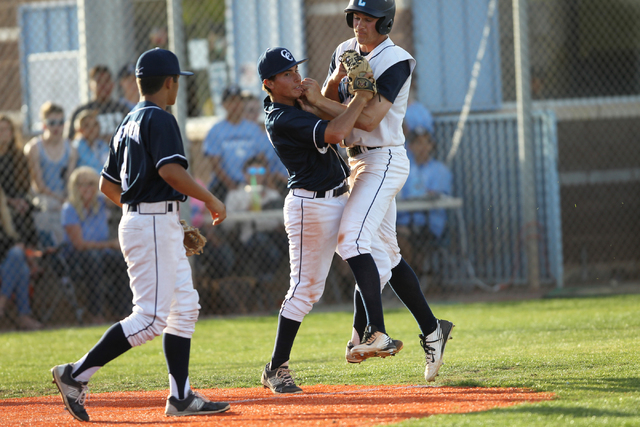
[376,60,411,104]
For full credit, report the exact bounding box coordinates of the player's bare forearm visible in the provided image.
[311,92,392,132]
[324,92,372,144]
[158,163,227,225]
[99,177,123,207]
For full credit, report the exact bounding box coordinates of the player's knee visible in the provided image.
[120,312,167,347]
[164,308,199,338]
[280,299,313,322]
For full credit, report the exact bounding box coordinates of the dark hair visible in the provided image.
[0,115,20,154]
[262,76,276,95]
[89,65,112,80]
[243,154,267,171]
[0,115,31,194]
[138,75,178,95]
[39,101,64,120]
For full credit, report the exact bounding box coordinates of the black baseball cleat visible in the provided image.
[51,364,90,422]
[165,390,230,416]
[420,319,455,382]
[261,363,303,394]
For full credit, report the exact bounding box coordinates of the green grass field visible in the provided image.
[1,294,639,426]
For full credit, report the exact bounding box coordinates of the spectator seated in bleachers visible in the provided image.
[221,155,286,280]
[72,109,110,174]
[116,63,138,110]
[0,186,42,330]
[0,115,39,250]
[397,106,452,285]
[24,102,78,247]
[67,65,131,142]
[201,85,274,202]
[60,167,128,324]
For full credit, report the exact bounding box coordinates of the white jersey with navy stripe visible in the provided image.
[330,37,415,149]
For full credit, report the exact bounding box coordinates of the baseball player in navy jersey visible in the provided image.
[50,48,230,421]
[314,0,455,382]
[256,47,400,394]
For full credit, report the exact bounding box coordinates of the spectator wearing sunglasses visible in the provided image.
[24,102,78,246]
[222,156,286,278]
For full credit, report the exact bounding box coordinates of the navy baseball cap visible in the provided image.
[135,48,194,78]
[257,47,308,81]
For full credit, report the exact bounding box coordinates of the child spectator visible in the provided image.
[222,155,285,279]
[72,109,110,174]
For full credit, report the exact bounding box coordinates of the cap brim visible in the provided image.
[269,58,308,79]
[180,71,194,76]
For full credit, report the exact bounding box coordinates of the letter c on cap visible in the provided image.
[281,49,294,61]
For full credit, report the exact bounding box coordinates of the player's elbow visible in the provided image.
[356,116,380,133]
[324,129,347,145]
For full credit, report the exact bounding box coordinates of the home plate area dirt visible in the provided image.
[2,384,554,426]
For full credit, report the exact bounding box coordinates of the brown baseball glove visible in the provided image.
[181,220,207,256]
[339,49,377,96]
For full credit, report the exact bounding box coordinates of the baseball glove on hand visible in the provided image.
[181,220,207,256]
[339,50,377,96]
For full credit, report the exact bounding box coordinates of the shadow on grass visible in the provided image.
[545,377,640,393]
[502,404,638,419]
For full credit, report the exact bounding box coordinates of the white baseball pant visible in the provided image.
[338,146,410,282]
[280,187,391,322]
[118,202,200,348]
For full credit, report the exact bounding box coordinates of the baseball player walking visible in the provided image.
[50,48,230,421]
[315,0,455,381]
[257,47,398,394]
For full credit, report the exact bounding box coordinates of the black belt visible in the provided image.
[127,201,179,213]
[346,146,382,157]
[315,184,349,198]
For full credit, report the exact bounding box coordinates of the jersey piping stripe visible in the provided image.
[367,44,396,62]
[312,120,328,154]
[330,145,349,179]
[354,149,393,255]
[281,198,305,312]
[155,153,188,169]
[125,216,160,340]
[127,106,163,115]
[101,171,121,183]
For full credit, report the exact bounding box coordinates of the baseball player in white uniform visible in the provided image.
[50,48,230,421]
[318,0,455,381]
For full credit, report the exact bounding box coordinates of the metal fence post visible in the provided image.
[513,0,540,289]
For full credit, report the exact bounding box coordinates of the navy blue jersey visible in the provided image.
[101,101,188,204]
[327,50,411,104]
[263,98,349,192]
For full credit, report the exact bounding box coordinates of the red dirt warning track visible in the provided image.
[2,385,554,426]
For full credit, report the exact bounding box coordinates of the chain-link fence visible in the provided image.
[0,0,638,330]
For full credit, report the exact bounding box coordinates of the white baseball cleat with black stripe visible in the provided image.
[346,336,404,363]
[349,325,403,360]
[420,319,455,382]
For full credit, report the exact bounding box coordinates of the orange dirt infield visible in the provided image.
[2,385,554,426]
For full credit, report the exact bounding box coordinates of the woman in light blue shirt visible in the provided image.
[61,167,128,324]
